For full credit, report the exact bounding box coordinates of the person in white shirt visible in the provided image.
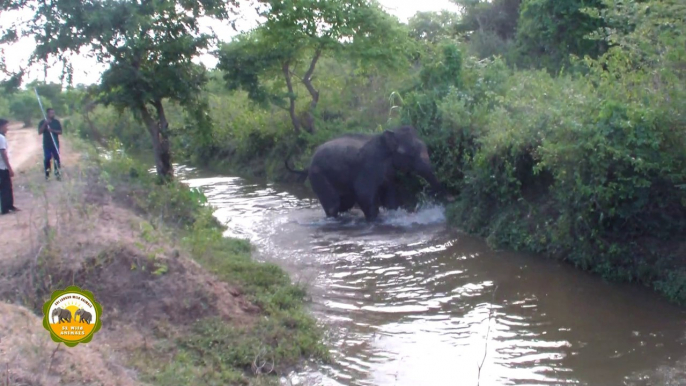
[0,119,20,214]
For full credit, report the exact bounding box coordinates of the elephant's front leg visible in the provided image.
[355,181,380,222]
[360,199,379,221]
[379,182,400,211]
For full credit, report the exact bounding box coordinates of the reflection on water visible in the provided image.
[172,165,686,386]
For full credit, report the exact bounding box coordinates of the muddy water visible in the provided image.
[175,165,686,386]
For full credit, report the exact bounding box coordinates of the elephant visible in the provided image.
[75,308,92,324]
[285,125,449,221]
[51,307,72,324]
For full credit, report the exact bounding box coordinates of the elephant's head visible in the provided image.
[52,307,62,323]
[75,309,83,317]
[382,126,444,194]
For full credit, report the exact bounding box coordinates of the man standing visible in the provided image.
[38,108,62,181]
[0,118,20,214]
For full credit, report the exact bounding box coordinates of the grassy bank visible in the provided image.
[0,135,328,385]
[94,140,329,384]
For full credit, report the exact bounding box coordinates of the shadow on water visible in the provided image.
[169,164,686,386]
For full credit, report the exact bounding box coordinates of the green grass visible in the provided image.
[133,214,329,385]
[79,139,330,385]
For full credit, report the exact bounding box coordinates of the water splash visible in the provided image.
[379,203,447,227]
[293,203,447,229]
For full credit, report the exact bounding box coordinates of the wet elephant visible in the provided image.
[52,307,72,324]
[287,133,399,210]
[285,126,448,221]
[75,308,92,324]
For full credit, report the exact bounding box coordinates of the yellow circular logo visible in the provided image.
[42,285,103,347]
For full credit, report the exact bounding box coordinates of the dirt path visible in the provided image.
[0,120,79,260]
[0,122,146,385]
[6,122,43,172]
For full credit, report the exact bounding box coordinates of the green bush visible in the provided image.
[9,92,42,127]
[0,95,9,117]
[397,24,686,304]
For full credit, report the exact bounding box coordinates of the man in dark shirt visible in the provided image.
[38,108,62,181]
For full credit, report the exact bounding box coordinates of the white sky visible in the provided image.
[0,0,460,87]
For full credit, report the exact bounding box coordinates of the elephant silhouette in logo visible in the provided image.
[51,307,72,324]
[75,308,92,324]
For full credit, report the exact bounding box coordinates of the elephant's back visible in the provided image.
[311,135,371,188]
[312,135,370,164]
[315,134,371,151]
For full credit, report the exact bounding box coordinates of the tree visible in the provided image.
[1,0,238,179]
[450,0,521,59]
[9,92,40,127]
[587,0,685,75]
[515,0,606,71]
[218,0,415,134]
[29,81,67,113]
[407,11,461,44]
[452,0,522,40]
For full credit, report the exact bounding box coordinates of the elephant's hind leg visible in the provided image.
[310,172,341,217]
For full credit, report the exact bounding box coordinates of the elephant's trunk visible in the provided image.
[415,149,444,194]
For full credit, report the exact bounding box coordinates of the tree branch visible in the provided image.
[282,61,300,134]
[301,49,322,103]
[299,48,322,133]
[303,48,322,83]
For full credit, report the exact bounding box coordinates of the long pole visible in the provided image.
[34,88,61,175]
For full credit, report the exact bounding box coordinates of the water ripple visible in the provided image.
[179,168,686,386]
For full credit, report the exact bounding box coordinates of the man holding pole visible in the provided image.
[38,108,62,181]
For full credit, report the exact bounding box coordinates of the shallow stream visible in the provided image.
[175,164,685,386]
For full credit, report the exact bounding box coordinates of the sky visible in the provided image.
[0,0,461,87]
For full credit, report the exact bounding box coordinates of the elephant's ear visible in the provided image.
[382,130,398,152]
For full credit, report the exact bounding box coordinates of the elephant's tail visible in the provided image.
[284,155,309,180]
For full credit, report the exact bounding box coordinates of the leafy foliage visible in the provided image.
[450,0,521,60]
[453,0,521,40]
[218,0,415,134]
[1,0,239,178]
[516,0,607,71]
[9,92,41,126]
[407,11,461,44]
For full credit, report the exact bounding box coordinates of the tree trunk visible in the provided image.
[282,61,301,134]
[300,49,322,134]
[139,100,173,180]
[83,108,104,144]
